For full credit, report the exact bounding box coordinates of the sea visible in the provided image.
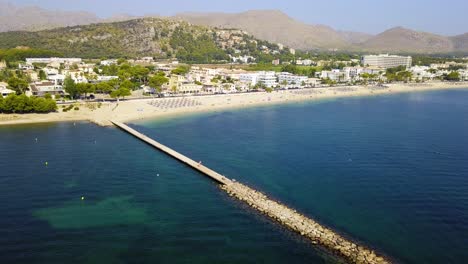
[0,88,467,264]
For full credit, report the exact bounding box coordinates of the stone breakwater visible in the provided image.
[221,181,391,264]
[111,121,391,264]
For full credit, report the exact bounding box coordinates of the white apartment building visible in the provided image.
[278,72,308,85]
[26,58,82,65]
[318,69,347,82]
[29,81,64,96]
[239,71,278,88]
[47,74,66,85]
[258,71,277,88]
[361,54,412,69]
[410,66,435,80]
[239,73,259,86]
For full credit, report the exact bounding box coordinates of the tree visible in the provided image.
[445,71,460,81]
[119,80,135,90]
[38,70,47,80]
[110,87,131,102]
[131,65,150,84]
[0,93,55,113]
[96,82,113,94]
[0,95,4,112]
[149,72,169,93]
[171,65,190,75]
[76,83,95,99]
[7,77,29,94]
[63,76,79,99]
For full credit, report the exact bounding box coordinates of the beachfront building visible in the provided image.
[178,83,203,94]
[410,66,436,81]
[29,81,64,97]
[278,72,308,86]
[361,54,412,69]
[318,69,348,82]
[239,71,278,88]
[239,73,259,86]
[258,71,277,88]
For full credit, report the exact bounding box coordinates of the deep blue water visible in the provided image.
[1,89,468,263]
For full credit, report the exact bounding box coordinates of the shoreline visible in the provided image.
[1,82,467,127]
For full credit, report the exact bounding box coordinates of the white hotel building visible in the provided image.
[361,54,412,69]
[239,71,277,88]
[278,72,308,85]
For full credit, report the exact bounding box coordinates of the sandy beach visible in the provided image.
[1,81,467,127]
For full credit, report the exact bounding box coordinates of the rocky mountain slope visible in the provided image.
[356,27,455,53]
[175,11,468,54]
[175,10,348,51]
[0,1,466,54]
[0,18,289,62]
[0,1,100,32]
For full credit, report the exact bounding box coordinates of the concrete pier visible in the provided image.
[111,121,231,185]
[111,120,391,264]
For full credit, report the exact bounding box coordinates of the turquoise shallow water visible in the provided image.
[1,89,468,263]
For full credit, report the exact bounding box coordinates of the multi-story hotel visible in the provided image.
[361,54,412,69]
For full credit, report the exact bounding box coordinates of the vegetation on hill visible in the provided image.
[169,27,228,63]
[0,18,293,64]
[0,94,57,113]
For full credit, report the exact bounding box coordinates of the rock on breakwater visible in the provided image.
[221,182,391,264]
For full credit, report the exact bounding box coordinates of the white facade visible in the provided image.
[18,63,34,71]
[26,58,82,64]
[258,71,277,88]
[278,72,308,85]
[97,76,119,82]
[239,73,259,86]
[178,83,202,94]
[47,74,66,85]
[30,81,64,96]
[319,69,347,82]
[0,82,14,97]
[100,59,118,66]
[231,55,255,64]
[361,54,412,69]
[410,66,435,80]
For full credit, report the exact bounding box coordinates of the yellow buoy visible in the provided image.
[45,161,48,166]
[81,196,85,201]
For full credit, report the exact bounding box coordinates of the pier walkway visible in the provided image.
[111,121,231,185]
[111,120,390,264]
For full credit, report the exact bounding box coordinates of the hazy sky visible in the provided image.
[7,0,468,35]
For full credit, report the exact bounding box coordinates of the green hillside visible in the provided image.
[0,18,292,63]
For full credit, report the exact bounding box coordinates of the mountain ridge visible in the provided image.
[0,2,467,54]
